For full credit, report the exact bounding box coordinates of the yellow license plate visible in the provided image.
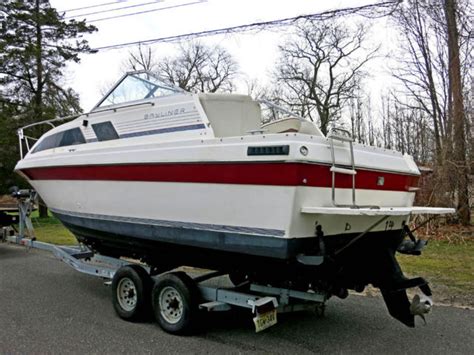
[253,309,277,333]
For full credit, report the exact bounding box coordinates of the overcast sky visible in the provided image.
[49,0,396,113]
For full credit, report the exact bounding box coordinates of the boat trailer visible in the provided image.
[1,189,327,334]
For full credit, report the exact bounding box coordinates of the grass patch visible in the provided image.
[30,215,77,245]
[398,240,474,306]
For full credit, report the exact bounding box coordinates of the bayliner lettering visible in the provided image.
[144,107,186,120]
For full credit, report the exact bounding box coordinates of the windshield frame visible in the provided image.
[91,70,185,111]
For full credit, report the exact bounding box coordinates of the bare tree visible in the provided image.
[444,0,470,224]
[154,42,238,93]
[391,0,473,163]
[390,0,471,222]
[349,95,367,144]
[243,77,269,99]
[274,20,379,135]
[391,0,449,161]
[124,44,158,72]
[379,91,436,163]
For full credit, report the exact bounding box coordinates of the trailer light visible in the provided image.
[300,146,309,156]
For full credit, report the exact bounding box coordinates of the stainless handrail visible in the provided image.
[328,127,357,208]
[258,99,306,122]
[328,127,380,209]
[88,100,155,114]
[17,113,80,159]
[19,113,79,131]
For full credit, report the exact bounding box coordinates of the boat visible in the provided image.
[14,71,453,327]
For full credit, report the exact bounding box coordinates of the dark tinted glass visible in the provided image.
[32,133,63,152]
[32,128,86,153]
[92,121,119,141]
[59,128,86,147]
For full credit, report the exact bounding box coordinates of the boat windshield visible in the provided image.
[94,71,183,109]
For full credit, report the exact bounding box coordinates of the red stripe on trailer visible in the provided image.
[20,162,419,192]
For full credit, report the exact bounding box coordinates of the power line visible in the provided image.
[59,1,128,13]
[92,1,401,51]
[64,0,165,20]
[86,0,206,23]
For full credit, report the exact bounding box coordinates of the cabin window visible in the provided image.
[59,128,86,147]
[32,127,86,153]
[92,121,119,141]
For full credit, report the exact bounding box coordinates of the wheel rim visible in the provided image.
[117,277,137,312]
[159,286,184,324]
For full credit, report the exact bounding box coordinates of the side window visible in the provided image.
[59,128,86,147]
[32,127,86,153]
[32,133,63,152]
[92,121,119,141]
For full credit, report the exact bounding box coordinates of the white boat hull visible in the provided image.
[14,73,455,327]
[29,180,413,236]
[25,177,412,259]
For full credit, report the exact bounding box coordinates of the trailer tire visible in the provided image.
[152,272,198,335]
[112,264,152,321]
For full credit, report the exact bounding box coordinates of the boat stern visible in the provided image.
[296,206,453,327]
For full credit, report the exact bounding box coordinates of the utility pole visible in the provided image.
[444,0,470,224]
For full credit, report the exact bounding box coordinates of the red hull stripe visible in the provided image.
[20,163,419,191]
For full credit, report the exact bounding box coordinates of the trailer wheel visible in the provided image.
[152,272,198,334]
[112,264,152,321]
